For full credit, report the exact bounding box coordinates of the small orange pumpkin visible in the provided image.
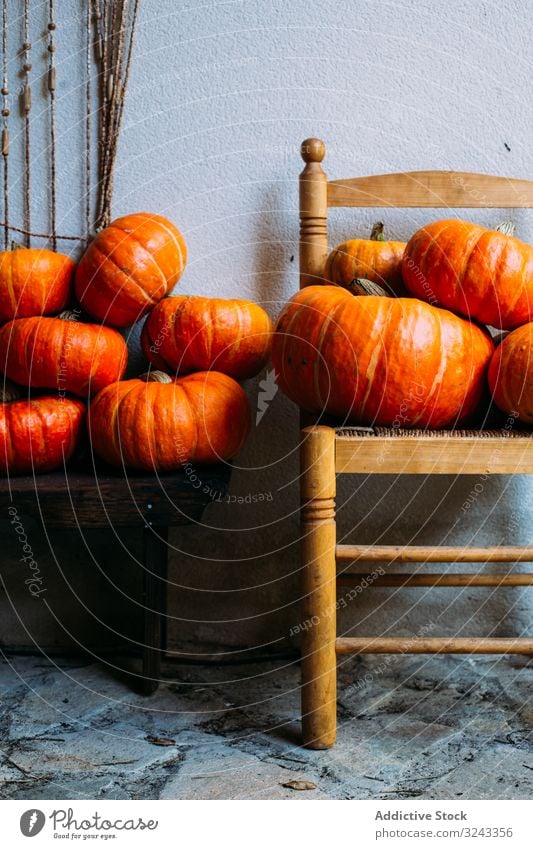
[75,212,187,327]
[88,370,251,471]
[488,322,533,423]
[324,223,406,296]
[402,220,533,329]
[0,247,74,321]
[141,295,272,379]
[0,385,85,475]
[0,313,127,398]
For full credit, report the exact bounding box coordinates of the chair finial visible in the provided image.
[301,138,325,164]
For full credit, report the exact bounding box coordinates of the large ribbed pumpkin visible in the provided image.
[141,295,272,379]
[272,286,494,428]
[0,393,85,474]
[88,370,251,471]
[325,224,406,296]
[0,247,74,321]
[0,315,127,397]
[488,322,533,423]
[75,212,187,327]
[402,219,533,329]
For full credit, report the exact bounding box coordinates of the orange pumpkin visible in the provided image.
[0,314,127,398]
[88,370,251,471]
[324,223,406,296]
[0,247,74,322]
[402,220,533,329]
[488,322,533,423]
[141,295,272,379]
[75,212,187,327]
[272,285,494,428]
[0,389,85,474]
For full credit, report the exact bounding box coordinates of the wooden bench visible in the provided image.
[0,461,231,694]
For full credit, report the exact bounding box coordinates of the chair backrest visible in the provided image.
[299,137,533,289]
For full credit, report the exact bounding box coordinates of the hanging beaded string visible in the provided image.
[0,2,138,247]
[106,0,138,226]
[21,0,32,246]
[1,0,10,250]
[47,0,57,250]
[85,0,93,243]
[94,0,139,231]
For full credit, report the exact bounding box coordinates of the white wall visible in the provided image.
[1,0,532,652]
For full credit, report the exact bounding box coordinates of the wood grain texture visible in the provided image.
[335,545,533,563]
[335,433,533,475]
[327,171,533,208]
[299,139,328,288]
[335,637,533,654]
[141,525,168,695]
[337,573,533,587]
[300,426,337,749]
[0,463,232,528]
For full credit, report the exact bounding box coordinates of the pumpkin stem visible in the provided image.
[139,369,173,384]
[495,221,515,237]
[370,221,385,242]
[57,308,82,322]
[0,379,21,403]
[10,240,27,251]
[347,277,390,297]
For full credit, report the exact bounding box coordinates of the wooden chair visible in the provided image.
[298,138,533,749]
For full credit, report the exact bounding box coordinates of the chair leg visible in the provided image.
[141,524,168,695]
[300,426,337,749]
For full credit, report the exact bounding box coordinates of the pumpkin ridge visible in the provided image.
[30,399,52,468]
[138,382,158,470]
[418,219,454,287]
[419,308,447,425]
[451,225,485,315]
[105,383,126,466]
[146,214,187,276]
[500,239,530,318]
[23,318,40,383]
[178,379,201,459]
[119,381,147,467]
[117,212,186,273]
[313,296,343,410]
[97,246,158,310]
[5,253,18,318]
[107,224,170,295]
[358,298,397,416]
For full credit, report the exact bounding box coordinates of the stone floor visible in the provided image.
[1,651,532,800]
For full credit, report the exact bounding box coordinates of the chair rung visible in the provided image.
[335,545,533,563]
[337,572,533,587]
[335,637,533,655]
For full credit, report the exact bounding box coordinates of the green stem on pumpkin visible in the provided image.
[370,221,385,242]
[0,379,21,403]
[348,278,390,297]
[57,309,82,322]
[139,370,173,384]
[495,221,515,237]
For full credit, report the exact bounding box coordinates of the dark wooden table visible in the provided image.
[0,461,231,694]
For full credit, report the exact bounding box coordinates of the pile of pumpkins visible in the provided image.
[1,211,532,476]
[0,213,272,475]
[272,219,533,429]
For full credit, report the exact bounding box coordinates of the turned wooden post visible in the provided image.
[300,425,337,748]
[299,138,328,288]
